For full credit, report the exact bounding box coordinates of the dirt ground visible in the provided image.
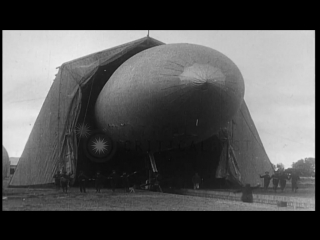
[213,186,315,199]
[2,187,314,211]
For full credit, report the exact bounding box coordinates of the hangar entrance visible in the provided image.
[73,39,165,183]
[151,134,242,190]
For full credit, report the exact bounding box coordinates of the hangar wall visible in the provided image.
[9,37,164,186]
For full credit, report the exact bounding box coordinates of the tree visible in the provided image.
[276,163,285,171]
[271,163,284,171]
[292,157,315,177]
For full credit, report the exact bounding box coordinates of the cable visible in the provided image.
[76,73,96,149]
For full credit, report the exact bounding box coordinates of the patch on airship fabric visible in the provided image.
[179,63,226,86]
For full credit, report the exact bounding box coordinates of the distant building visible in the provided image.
[10,165,17,175]
[2,146,10,179]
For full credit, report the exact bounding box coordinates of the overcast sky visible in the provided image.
[3,30,315,168]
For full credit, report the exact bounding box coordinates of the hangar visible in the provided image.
[9,36,274,188]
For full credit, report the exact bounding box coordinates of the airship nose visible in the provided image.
[179,63,226,89]
[95,43,244,150]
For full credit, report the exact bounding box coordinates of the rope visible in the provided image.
[76,74,96,149]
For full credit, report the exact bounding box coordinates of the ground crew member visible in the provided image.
[259,171,271,190]
[289,170,300,193]
[108,170,118,192]
[271,170,280,192]
[53,170,61,190]
[279,170,289,192]
[152,172,163,192]
[95,171,105,193]
[60,171,73,193]
[120,172,129,192]
[78,170,89,193]
[192,172,201,190]
[234,183,260,203]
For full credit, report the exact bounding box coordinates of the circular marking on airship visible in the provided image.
[179,63,226,85]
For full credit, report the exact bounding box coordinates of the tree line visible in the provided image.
[272,157,315,177]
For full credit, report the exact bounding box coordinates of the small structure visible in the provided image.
[2,146,10,179]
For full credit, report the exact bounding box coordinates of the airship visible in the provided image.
[95,43,245,152]
[10,36,273,188]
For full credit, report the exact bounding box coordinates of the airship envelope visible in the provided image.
[95,43,245,150]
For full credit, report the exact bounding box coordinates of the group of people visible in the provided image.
[54,169,139,193]
[53,170,73,193]
[77,170,131,193]
[234,169,301,203]
[259,170,300,193]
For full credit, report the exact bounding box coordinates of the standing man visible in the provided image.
[234,183,260,203]
[78,170,89,193]
[279,170,289,192]
[259,171,271,190]
[271,170,280,192]
[53,170,61,191]
[120,172,129,192]
[153,172,163,192]
[108,170,118,192]
[60,170,73,193]
[192,173,201,190]
[95,171,105,193]
[289,170,300,193]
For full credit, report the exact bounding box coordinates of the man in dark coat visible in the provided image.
[95,171,105,193]
[108,170,119,192]
[259,171,271,190]
[289,170,300,193]
[152,172,163,192]
[192,173,201,190]
[78,170,89,193]
[60,171,73,193]
[271,170,280,192]
[120,172,129,192]
[53,170,61,190]
[279,171,289,192]
[234,183,260,203]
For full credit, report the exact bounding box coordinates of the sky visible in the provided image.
[2,30,315,168]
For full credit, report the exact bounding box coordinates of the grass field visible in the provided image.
[2,187,314,211]
[3,175,315,211]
